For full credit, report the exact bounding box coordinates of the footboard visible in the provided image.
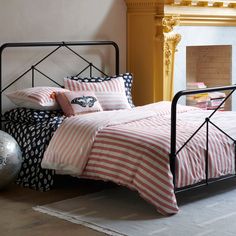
[170,84,236,192]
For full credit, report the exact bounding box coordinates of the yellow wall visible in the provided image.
[126,1,165,105]
[127,13,162,105]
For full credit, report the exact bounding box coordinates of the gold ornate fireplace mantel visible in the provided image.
[165,0,236,26]
[125,0,236,105]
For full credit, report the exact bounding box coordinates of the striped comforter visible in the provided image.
[42,102,236,215]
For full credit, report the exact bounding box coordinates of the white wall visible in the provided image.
[0,0,126,72]
[174,26,236,110]
[0,0,127,111]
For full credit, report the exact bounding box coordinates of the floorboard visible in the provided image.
[0,176,115,236]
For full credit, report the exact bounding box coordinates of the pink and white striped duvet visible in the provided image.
[42,102,236,215]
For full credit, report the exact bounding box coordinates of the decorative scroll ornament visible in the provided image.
[164,42,172,72]
[162,15,180,33]
[162,15,181,100]
[164,33,181,75]
[155,15,180,38]
[161,16,181,75]
[155,14,182,99]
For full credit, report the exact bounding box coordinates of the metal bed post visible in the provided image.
[235,141,236,175]
[90,63,93,78]
[31,66,35,88]
[205,118,209,185]
[0,44,4,130]
[170,84,236,193]
[170,92,179,189]
[0,47,3,130]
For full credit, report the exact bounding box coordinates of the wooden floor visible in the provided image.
[2,176,236,236]
[0,176,115,236]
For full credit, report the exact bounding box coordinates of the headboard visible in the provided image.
[0,40,119,128]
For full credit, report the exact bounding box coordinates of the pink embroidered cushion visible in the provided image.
[56,91,103,116]
[64,77,131,111]
[6,87,68,110]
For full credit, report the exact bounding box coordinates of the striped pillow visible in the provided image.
[6,87,68,110]
[64,77,131,111]
[66,73,134,107]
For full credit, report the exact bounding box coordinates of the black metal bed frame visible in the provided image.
[171,85,236,193]
[1,40,236,195]
[0,41,119,128]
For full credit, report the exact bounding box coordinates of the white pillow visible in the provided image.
[64,77,131,111]
[6,86,68,110]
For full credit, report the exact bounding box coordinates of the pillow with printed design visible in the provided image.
[64,76,131,111]
[56,91,103,117]
[6,86,68,110]
[65,73,134,107]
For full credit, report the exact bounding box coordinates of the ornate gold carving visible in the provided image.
[163,32,181,100]
[154,14,181,99]
[125,0,164,12]
[164,33,181,75]
[161,15,181,99]
[164,42,172,74]
[162,15,180,33]
[165,1,236,26]
[196,1,209,7]
[229,3,236,8]
[168,0,236,8]
[213,2,224,7]
[179,0,192,6]
[126,2,160,8]
[155,15,180,38]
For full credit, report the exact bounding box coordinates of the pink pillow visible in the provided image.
[6,87,68,110]
[64,77,131,111]
[56,91,103,116]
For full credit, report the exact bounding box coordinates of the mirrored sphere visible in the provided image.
[0,130,22,189]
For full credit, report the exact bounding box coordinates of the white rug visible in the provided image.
[33,179,236,236]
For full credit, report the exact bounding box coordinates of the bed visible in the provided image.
[1,41,236,216]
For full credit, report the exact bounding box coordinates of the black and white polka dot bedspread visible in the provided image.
[4,108,65,191]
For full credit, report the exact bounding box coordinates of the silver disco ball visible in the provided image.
[0,130,22,189]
